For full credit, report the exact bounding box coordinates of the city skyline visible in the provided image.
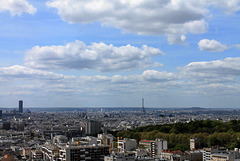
[0,0,240,108]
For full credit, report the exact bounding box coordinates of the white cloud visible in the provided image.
[0,65,178,99]
[198,39,229,52]
[192,83,240,96]
[184,57,240,75]
[0,0,36,16]
[111,75,141,84]
[24,40,164,72]
[210,0,240,14]
[0,65,65,80]
[46,0,209,44]
[1,63,240,106]
[143,70,177,82]
[172,57,240,96]
[180,57,240,84]
[46,0,240,44]
[3,58,239,98]
[167,34,187,45]
[235,44,240,49]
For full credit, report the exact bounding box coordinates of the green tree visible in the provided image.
[133,132,141,141]
[170,127,179,134]
[172,144,189,151]
[217,132,231,147]
[117,130,130,138]
[159,125,172,133]
[208,135,219,147]
[230,140,240,149]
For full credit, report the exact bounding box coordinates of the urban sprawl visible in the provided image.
[1,100,240,161]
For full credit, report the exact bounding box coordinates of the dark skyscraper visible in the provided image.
[19,100,23,113]
[85,120,102,135]
[142,98,145,113]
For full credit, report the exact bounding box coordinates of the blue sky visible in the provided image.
[0,0,240,108]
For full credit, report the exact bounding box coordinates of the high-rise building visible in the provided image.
[150,138,167,158]
[19,100,23,113]
[141,98,145,113]
[0,110,2,118]
[85,120,102,135]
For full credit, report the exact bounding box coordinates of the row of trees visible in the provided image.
[111,120,240,151]
[132,120,240,134]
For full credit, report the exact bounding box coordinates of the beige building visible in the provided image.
[211,153,234,161]
[190,138,201,150]
[98,133,114,153]
[117,138,137,152]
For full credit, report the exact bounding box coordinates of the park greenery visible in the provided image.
[112,120,240,151]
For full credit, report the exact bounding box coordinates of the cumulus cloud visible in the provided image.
[182,57,240,79]
[143,70,177,82]
[192,83,240,96]
[210,0,240,14]
[24,40,164,72]
[167,34,187,45]
[0,65,178,98]
[178,57,240,96]
[0,65,65,80]
[0,0,36,16]
[235,44,240,49]
[1,63,240,105]
[198,39,229,52]
[46,0,240,44]
[46,0,210,44]
[111,75,141,84]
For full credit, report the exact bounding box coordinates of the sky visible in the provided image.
[0,0,240,108]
